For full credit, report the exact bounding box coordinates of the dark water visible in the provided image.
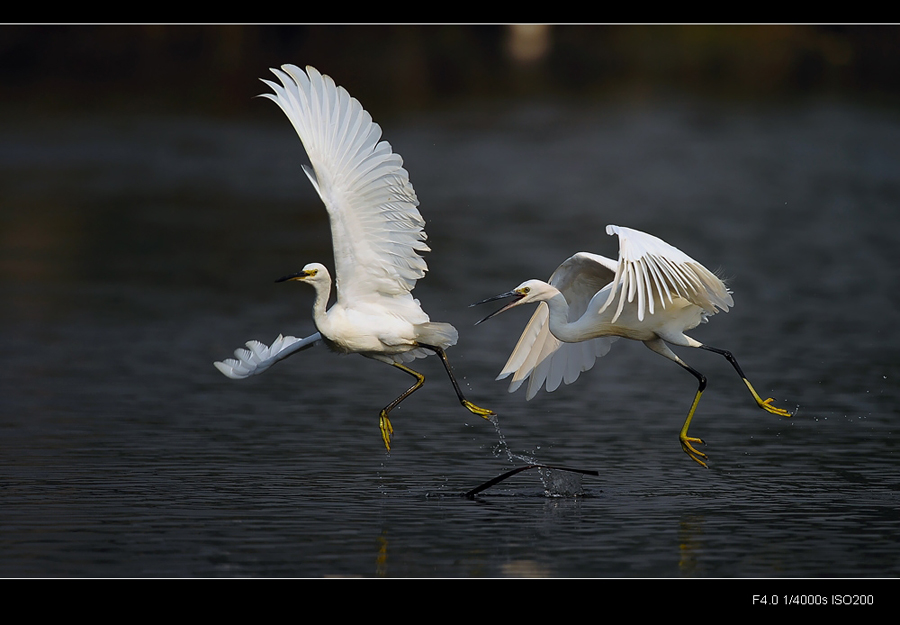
[2,93,899,578]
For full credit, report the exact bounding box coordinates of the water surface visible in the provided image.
[2,94,899,577]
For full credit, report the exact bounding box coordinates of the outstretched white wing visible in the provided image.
[214,333,321,379]
[600,225,733,322]
[498,252,619,399]
[260,65,429,304]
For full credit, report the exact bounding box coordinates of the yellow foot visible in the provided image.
[379,412,394,451]
[760,397,793,418]
[462,399,495,419]
[680,435,708,468]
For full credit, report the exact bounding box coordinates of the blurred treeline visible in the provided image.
[2,24,899,116]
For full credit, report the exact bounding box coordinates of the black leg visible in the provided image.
[418,344,495,418]
[699,345,793,417]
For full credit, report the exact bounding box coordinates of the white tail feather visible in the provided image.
[214,333,321,379]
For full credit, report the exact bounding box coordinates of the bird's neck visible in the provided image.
[544,290,611,343]
[543,291,581,343]
[309,278,332,331]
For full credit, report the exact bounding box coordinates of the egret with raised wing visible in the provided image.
[473,224,792,467]
[215,65,494,450]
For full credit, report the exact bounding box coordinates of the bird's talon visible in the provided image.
[760,397,792,418]
[682,436,706,449]
[682,446,709,467]
[689,454,709,469]
[681,436,708,467]
[462,400,496,419]
[379,413,393,451]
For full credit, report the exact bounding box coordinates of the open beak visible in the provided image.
[276,270,312,283]
[471,291,526,325]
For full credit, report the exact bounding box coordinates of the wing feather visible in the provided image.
[260,65,428,303]
[600,225,733,322]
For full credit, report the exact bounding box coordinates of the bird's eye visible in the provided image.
[308,269,318,276]
[522,287,531,294]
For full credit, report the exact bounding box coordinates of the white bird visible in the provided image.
[214,64,494,450]
[473,224,792,467]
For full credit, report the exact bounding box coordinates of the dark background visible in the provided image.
[3,25,899,116]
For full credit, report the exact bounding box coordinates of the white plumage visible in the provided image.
[215,65,494,450]
[215,333,320,378]
[474,224,792,467]
[496,252,619,401]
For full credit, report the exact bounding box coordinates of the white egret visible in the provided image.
[215,65,494,450]
[473,224,792,467]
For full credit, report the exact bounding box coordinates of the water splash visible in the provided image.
[537,466,585,497]
[487,413,536,464]
[471,415,594,498]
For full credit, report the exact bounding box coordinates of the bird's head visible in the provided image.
[276,262,330,287]
[471,279,555,325]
